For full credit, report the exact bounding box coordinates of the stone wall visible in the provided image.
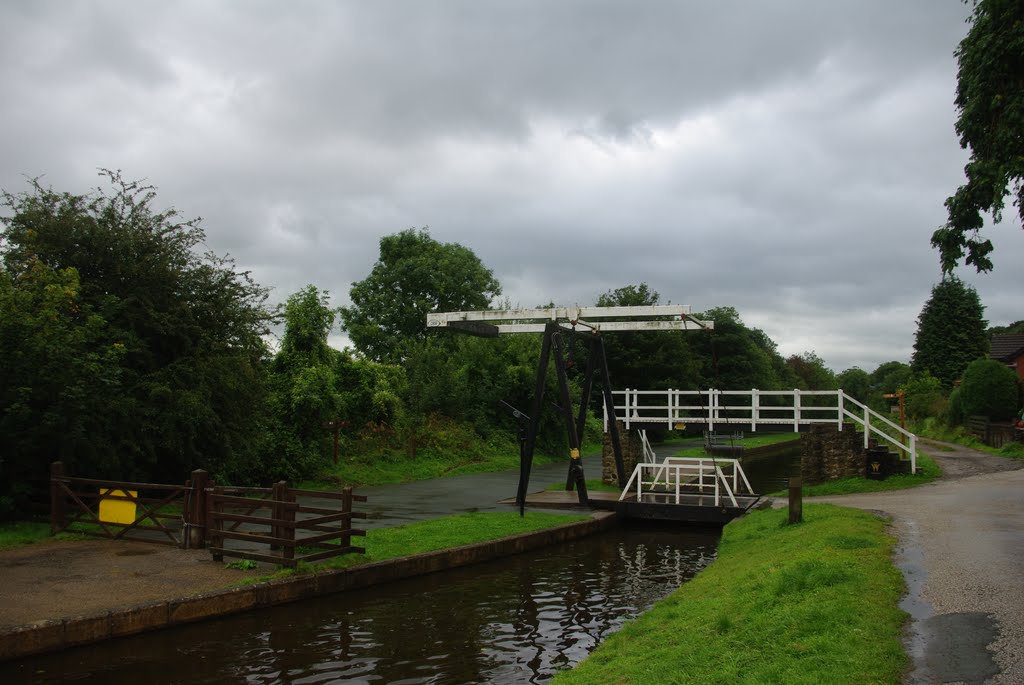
[800,425,866,484]
[602,422,641,486]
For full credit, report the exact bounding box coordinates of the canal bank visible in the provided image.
[0,511,615,661]
[1,516,719,684]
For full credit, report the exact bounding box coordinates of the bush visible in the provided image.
[947,387,965,426]
[904,374,947,420]
[959,358,1018,421]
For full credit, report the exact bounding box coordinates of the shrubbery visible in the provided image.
[959,358,1019,421]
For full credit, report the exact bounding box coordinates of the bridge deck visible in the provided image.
[507,489,760,525]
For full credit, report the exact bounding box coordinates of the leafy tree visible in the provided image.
[911,276,988,388]
[690,307,793,391]
[903,374,947,421]
[989,319,1024,335]
[0,258,124,516]
[786,351,838,391]
[837,367,871,403]
[933,0,1024,272]
[594,283,697,392]
[870,361,913,394]
[340,228,501,363]
[1,172,272,485]
[959,357,1019,420]
[266,286,347,478]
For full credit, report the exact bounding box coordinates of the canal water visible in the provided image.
[1,444,801,684]
[2,524,719,685]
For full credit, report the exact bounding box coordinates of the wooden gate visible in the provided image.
[206,483,367,567]
[49,462,198,547]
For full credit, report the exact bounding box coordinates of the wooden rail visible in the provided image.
[206,483,367,568]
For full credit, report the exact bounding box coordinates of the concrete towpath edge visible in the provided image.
[0,511,617,662]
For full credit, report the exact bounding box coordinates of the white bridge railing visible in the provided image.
[605,388,917,472]
[619,457,755,508]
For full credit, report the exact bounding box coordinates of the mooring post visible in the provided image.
[788,477,803,524]
[50,461,66,534]
[188,469,209,549]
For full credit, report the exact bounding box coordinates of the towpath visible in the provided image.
[811,441,1024,685]
[0,455,601,629]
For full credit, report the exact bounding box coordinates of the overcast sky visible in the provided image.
[1,1,1020,374]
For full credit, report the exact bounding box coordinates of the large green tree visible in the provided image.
[594,283,697,392]
[1,172,273,485]
[933,0,1024,272]
[786,351,838,391]
[911,276,988,387]
[340,228,501,363]
[689,307,794,391]
[0,258,124,516]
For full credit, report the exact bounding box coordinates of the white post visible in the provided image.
[910,434,917,473]
[751,388,759,432]
[863,405,870,449]
[793,389,801,432]
[708,389,716,432]
[625,389,632,430]
[836,390,844,430]
[668,388,674,429]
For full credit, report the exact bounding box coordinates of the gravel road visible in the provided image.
[812,441,1024,685]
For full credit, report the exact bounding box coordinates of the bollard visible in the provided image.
[788,477,803,524]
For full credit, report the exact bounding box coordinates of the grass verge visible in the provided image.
[238,511,589,583]
[795,452,942,497]
[302,425,603,490]
[912,420,1024,460]
[0,521,90,550]
[552,504,906,685]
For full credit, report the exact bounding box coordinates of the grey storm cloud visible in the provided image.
[1,0,1019,374]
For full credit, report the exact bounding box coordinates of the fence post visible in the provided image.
[282,486,296,566]
[341,486,353,551]
[793,389,801,432]
[187,469,209,549]
[50,461,66,534]
[788,477,803,524]
[208,487,223,562]
[836,390,844,431]
[271,481,287,552]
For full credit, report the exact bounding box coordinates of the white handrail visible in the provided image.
[639,429,657,464]
[604,388,917,472]
[618,457,755,508]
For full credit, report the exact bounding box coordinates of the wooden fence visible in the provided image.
[206,483,367,568]
[966,416,1018,448]
[49,463,367,566]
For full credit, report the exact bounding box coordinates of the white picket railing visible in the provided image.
[605,388,917,472]
[618,457,755,508]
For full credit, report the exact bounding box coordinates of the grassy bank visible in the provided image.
[553,504,906,685]
[239,511,589,581]
[302,417,603,489]
[671,432,800,458]
[794,452,942,497]
[913,420,1024,460]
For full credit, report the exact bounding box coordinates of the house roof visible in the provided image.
[990,333,1024,361]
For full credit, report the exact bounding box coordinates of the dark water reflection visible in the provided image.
[2,525,719,685]
[740,446,802,494]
